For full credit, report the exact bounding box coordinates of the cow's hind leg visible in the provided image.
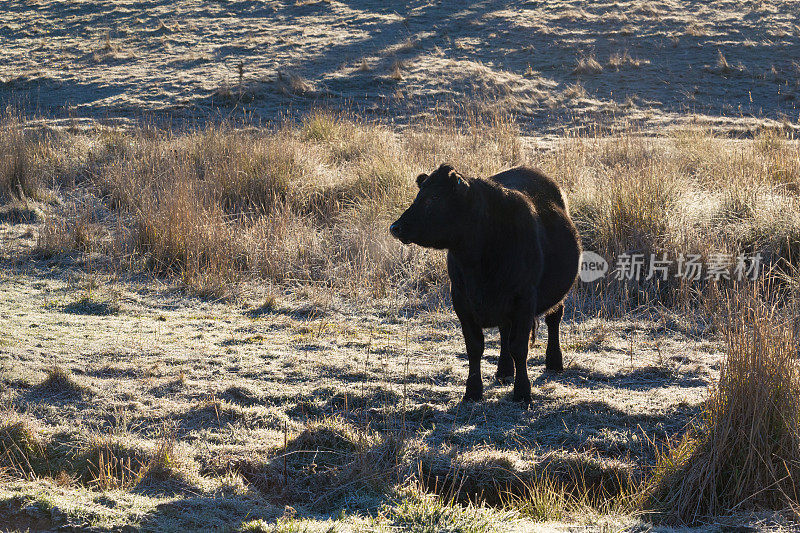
[544,303,564,372]
[496,323,514,384]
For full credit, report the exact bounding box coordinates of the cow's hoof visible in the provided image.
[512,386,532,405]
[512,394,532,406]
[462,391,483,402]
[512,396,533,407]
[495,370,514,384]
[464,375,483,402]
[545,350,563,373]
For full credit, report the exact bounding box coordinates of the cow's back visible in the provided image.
[490,166,580,315]
[489,166,567,213]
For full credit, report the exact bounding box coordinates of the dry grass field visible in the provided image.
[2,1,800,533]
[2,111,800,531]
[2,0,799,133]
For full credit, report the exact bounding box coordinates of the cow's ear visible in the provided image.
[437,163,454,175]
[448,169,469,197]
[416,173,429,188]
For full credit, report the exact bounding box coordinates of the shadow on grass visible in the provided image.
[61,296,119,316]
[19,367,93,405]
[245,301,327,321]
[133,493,281,532]
[532,362,709,391]
[285,385,402,420]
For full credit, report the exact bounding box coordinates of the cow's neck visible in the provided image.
[449,185,516,270]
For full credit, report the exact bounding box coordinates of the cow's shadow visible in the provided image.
[530,361,709,391]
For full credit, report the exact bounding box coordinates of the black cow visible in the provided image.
[390,164,581,403]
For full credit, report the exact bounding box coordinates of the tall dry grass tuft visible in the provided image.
[81,436,149,490]
[548,133,800,312]
[648,283,800,523]
[414,443,634,515]
[0,414,48,479]
[574,55,603,75]
[0,107,103,203]
[235,415,406,508]
[133,428,201,491]
[0,107,41,201]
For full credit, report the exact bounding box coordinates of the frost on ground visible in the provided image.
[2,1,800,530]
[2,0,799,133]
[0,214,738,532]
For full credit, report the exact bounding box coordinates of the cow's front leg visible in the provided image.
[496,323,514,384]
[510,306,535,404]
[455,306,484,402]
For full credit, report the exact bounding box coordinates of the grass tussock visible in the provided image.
[0,199,44,224]
[17,108,523,300]
[562,82,587,99]
[607,50,649,70]
[61,295,120,316]
[0,423,202,495]
[36,366,89,398]
[240,416,405,508]
[79,435,150,490]
[685,23,709,38]
[549,133,800,311]
[574,56,603,75]
[0,414,48,479]
[415,444,634,516]
[134,430,201,492]
[0,108,41,202]
[387,487,514,533]
[648,286,800,523]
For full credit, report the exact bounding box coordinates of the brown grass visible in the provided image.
[607,51,649,70]
[573,56,603,75]
[3,110,800,527]
[713,50,746,75]
[685,23,709,38]
[17,108,521,300]
[0,199,43,224]
[648,283,800,523]
[80,436,150,490]
[0,419,198,494]
[0,108,42,202]
[134,429,201,492]
[234,416,406,508]
[275,71,315,97]
[388,60,405,81]
[0,109,796,313]
[0,414,47,479]
[562,82,587,99]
